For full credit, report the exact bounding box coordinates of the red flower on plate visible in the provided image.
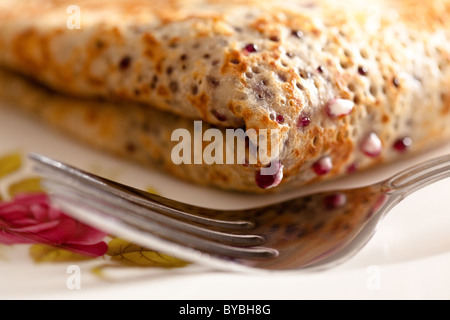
[0,193,108,257]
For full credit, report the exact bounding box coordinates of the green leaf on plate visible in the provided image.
[0,245,7,261]
[106,238,189,268]
[30,244,96,263]
[146,186,159,195]
[0,152,22,180]
[8,177,43,197]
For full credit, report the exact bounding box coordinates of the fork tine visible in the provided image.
[44,182,278,260]
[28,153,279,262]
[42,179,265,246]
[29,153,253,230]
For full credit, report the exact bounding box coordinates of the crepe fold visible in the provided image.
[0,0,449,192]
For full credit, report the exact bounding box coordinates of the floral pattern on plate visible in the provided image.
[0,152,189,270]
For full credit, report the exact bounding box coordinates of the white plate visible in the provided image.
[1,106,450,300]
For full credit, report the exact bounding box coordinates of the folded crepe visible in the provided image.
[0,0,449,193]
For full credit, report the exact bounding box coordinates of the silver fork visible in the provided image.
[28,153,450,273]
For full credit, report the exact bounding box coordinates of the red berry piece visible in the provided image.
[297,115,311,128]
[361,132,382,157]
[324,193,347,209]
[255,161,284,189]
[244,43,258,53]
[276,114,285,124]
[346,162,358,174]
[326,99,354,118]
[312,156,333,175]
[393,137,412,152]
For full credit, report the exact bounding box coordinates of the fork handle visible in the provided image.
[382,154,450,197]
